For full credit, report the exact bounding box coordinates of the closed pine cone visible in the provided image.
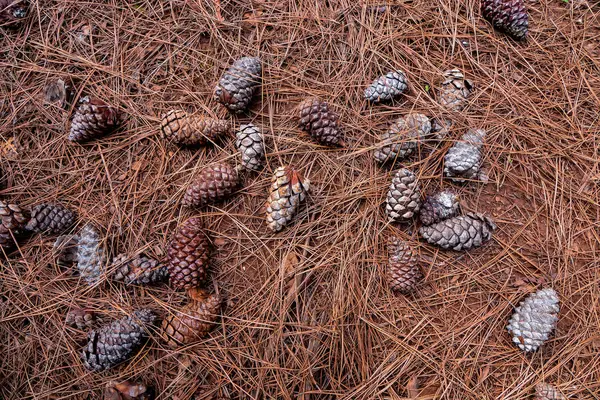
[25,203,76,234]
[0,201,28,250]
[374,113,431,164]
[68,97,120,142]
[419,190,460,226]
[104,380,155,400]
[438,69,473,112]
[214,57,262,113]
[265,166,310,232]
[110,253,168,286]
[167,217,210,290]
[387,237,422,293]
[364,70,408,103]
[419,212,495,251]
[0,0,28,24]
[534,383,566,400]
[235,123,265,172]
[444,129,486,182]
[160,110,231,146]
[481,0,528,41]
[66,308,96,330]
[76,224,107,285]
[298,97,344,146]
[386,168,421,222]
[183,162,239,208]
[161,288,222,348]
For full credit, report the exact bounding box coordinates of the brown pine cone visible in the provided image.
[437,69,473,112]
[386,168,421,223]
[54,234,79,267]
[104,380,155,400]
[68,96,120,142]
[265,166,310,232]
[25,203,76,234]
[161,288,222,348]
[387,237,422,294]
[374,113,431,164]
[419,212,496,251]
[482,0,528,41]
[160,110,231,146]
[214,57,262,113]
[110,253,168,286]
[167,217,211,290]
[0,0,28,24]
[182,162,239,208]
[66,308,96,330]
[0,201,28,250]
[534,383,566,400]
[419,190,460,226]
[298,97,344,146]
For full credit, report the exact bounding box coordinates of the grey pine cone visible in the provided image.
[534,383,566,400]
[364,70,408,103]
[110,253,168,286]
[419,190,460,226]
[214,57,262,113]
[419,212,496,251]
[444,129,486,182]
[25,203,76,234]
[76,225,107,285]
[386,168,421,222]
[438,69,473,112]
[235,123,265,172]
[374,113,431,164]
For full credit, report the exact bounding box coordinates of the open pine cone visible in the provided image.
[0,201,28,250]
[265,166,310,232]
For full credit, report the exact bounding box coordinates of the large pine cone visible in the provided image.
[68,97,120,142]
[507,288,559,352]
[386,168,421,223]
[54,234,79,267]
[0,201,28,250]
[419,190,460,226]
[0,0,28,24]
[161,288,222,348]
[182,162,239,208]
[104,380,155,400]
[265,166,310,232]
[66,308,96,330]
[364,70,408,103]
[167,217,210,290]
[419,212,496,251]
[110,254,168,286]
[482,0,528,41]
[534,383,566,400]
[438,69,473,112]
[298,97,344,146]
[76,224,107,285]
[214,57,262,113]
[387,237,422,294]
[444,129,486,182]
[374,113,431,164]
[82,309,155,371]
[236,123,265,172]
[25,203,76,234]
[160,110,231,146]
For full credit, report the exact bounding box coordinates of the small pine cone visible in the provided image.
[298,97,344,146]
[235,123,265,172]
[161,288,222,348]
[160,110,231,146]
[385,168,421,223]
[54,234,79,267]
[444,129,486,182]
[481,0,528,41]
[104,380,155,400]
[265,166,310,232]
[167,217,210,290]
[25,203,76,234]
[364,70,408,103]
[66,308,96,330]
[182,162,239,208]
[374,113,431,164]
[419,190,460,226]
[110,254,168,286]
[419,212,496,251]
[82,309,155,371]
[507,288,559,352]
[0,201,28,250]
[431,118,452,140]
[76,225,107,285]
[387,237,422,294]
[0,0,28,24]
[438,69,473,112]
[534,383,566,400]
[68,97,120,142]
[214,57,262,113]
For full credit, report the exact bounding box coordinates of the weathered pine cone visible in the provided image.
[0,0,28,24]
[54,234,79,267]
[419,190,460,226]
[0,201,28,250]
[364,70,408,103]
[374,113,431,164]
[444,129,486,182]
[66,308,96,330]
[507,288,559,352]
[236,123,265,172]
[68,97,120,142]
[182,162,239,208]
[265,166,310,232]
[214,57,262,113]
[534,383,566,400]
[387,237,422,294]
[298,97,344,146]
[386,168,421,223]
[160,110,231,146]
[167,217,210,290]
[76,224,107,285]
[25,203,76,234]
[82,309,155,371]
[438,69,473,112]
[104,380,156,400]
[482,0,528,41]
[110,254,168,286]
[419,212,496,251]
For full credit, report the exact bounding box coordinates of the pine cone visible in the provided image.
[419,190,460,226]
[182,162,239,208]
[0,201,28,250]
[265,166,310,232]
[438,69,473,112]
[0,0,28,24]
[386,168,421,223]
[54,234,79,267]
[160,110,231,146]
[25,203,76,234]
[76,224,107,285]
[431,118,452,140]
[104,380,155,400]
[419,212,496,251]
[374,113,431,164]
[110,254,168,286]
[161,288,222,348]
[235,123,265,172]
[387,237,422,294]
[534,383,566,400]
[167,217,210,290]
[507,288,559,352]
[364,70,408,103]
[482,0,528,41]
[444,129,486,182]
[68,97,120,142]
[82,309,155,371]
[214,57,262,113]
[298,97,344,146]
[66,308,96,330]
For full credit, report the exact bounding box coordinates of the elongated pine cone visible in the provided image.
[507,288,559,352]
[265,166,310,232]
[387,237,422,294]
[298,97,344,146]
[444,129,486,182]
[534,383,566,400]
[386,168,421,223]
[183,162,239,208]
[0,201,28,250]
[68,97,120,142]
[54,234,79,266]
[482,0,528,40]
[167,217,210,290]
[82,309,155,371]
[364,70,408,103]
[104,380,155,400]
[214,57,262,113]
[374,113,431,164]
[438,69,473,112]
[25,203,76,234]
[76,224,107,285]
[236,123,265,172]
[160,110,231,146]
[419,212,496,251]
[161,288,222,348]
[66,308,96,330]
[111,254,168,286]
[419,190,460,226]
[0,0,28,24]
